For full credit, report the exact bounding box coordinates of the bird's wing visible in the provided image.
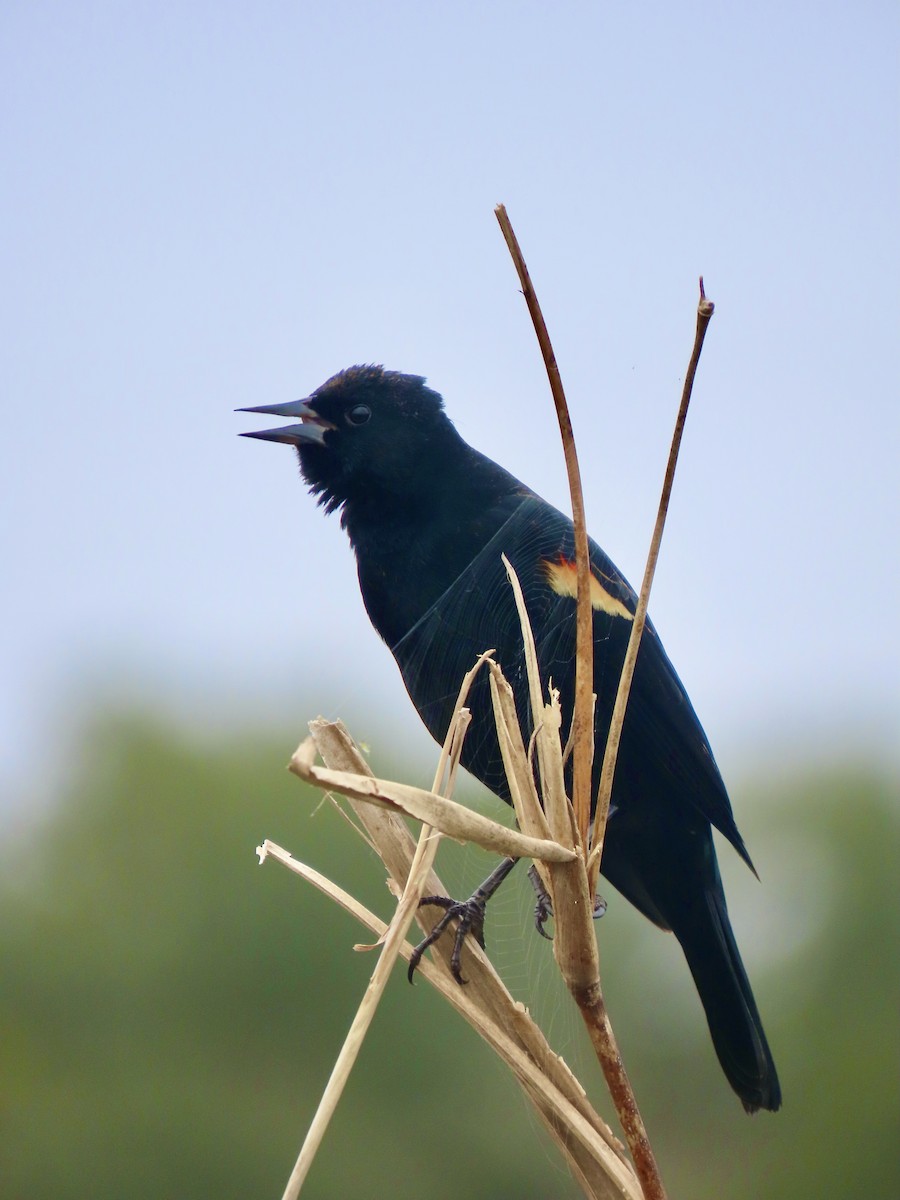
[391,494,751,865]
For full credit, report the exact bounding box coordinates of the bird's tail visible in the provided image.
[673,884,782,1113]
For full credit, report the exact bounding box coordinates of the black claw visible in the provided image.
[527,864,554,939]
[409,894,487,985]
[527,864,607,936]
[407,902,458,983]
[534,899,554,939]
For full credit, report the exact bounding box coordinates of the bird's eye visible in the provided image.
[345,404,371,426]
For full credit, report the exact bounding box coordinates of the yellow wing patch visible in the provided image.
[542,555,633,621]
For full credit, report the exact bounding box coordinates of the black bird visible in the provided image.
[241,364,781,1113]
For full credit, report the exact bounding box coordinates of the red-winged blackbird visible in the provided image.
[240,364,781,1113]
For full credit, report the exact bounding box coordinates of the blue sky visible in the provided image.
[3,1,898,815]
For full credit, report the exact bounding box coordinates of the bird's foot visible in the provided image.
[408,894,487,985]
[408,855,518,984]
[527,865,554,939]
[526,864,607,938]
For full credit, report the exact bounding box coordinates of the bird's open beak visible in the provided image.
[237,398,336,446]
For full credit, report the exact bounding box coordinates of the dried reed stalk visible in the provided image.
[495,203,594,846]
[262,714,642,1200]
[589,279,715,883]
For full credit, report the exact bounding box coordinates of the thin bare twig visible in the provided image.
[495,208,669,1200]
[588,279,715,886]
[495,203,594,845]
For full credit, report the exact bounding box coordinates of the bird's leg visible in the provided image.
[526,864,554,939]
[408,855,519,984]
[526,863,607,939]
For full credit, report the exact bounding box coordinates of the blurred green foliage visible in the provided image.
[1,710,897,1199]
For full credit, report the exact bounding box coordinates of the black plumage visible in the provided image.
[240,364,781,1113]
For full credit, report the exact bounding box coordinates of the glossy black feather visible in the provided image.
[251,364,781,1113]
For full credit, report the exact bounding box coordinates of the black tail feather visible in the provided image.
[674,886,781,1113]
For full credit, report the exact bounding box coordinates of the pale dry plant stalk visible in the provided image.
[260,694,642,1199]
[492,205,714,1200]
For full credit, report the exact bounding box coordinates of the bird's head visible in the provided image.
[239,365,459,514]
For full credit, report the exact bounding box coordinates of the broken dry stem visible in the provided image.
[260,838,640,1199]
[495,203,594,844]
[588,281,715,888]
[275,705,475,1200]
[499,554,666,1200]
[293,719,641,1199]
[289,739,575,865]
[276,653,508,1198]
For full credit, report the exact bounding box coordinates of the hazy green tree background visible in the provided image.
[1,705,897,1200]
